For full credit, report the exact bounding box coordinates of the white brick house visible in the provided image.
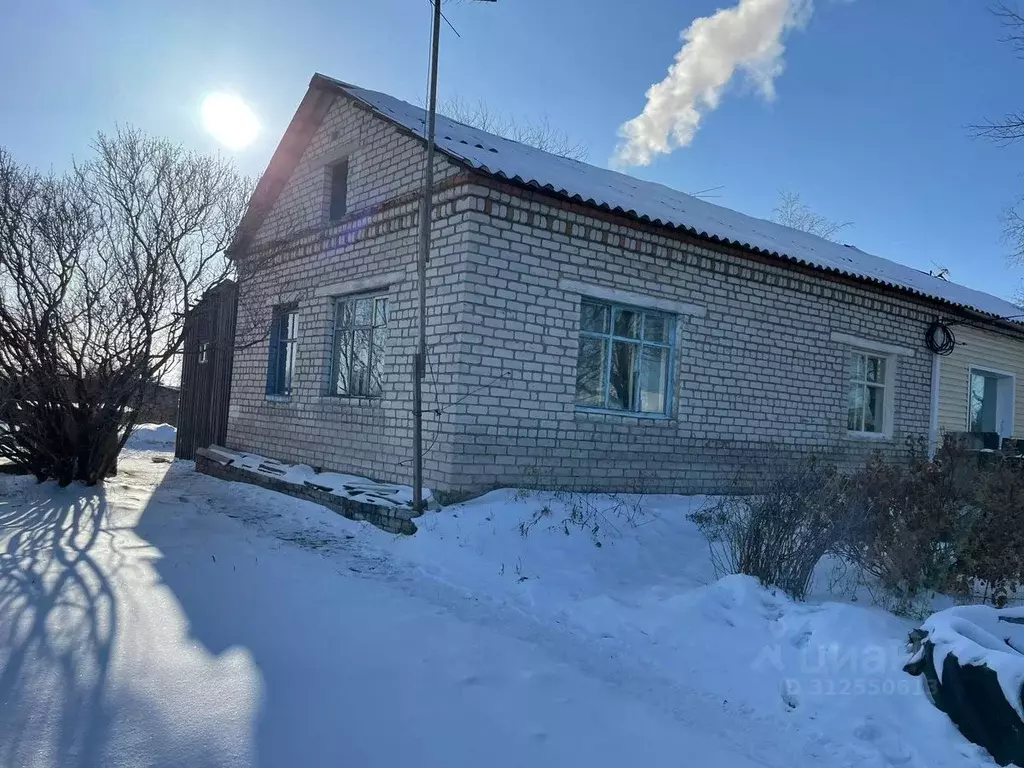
[225,73,1024,496]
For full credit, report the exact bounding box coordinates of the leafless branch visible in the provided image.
[969,5,1024,142]
[994,1,1024,54]
[772,190,853,242]
[438,96,589,162]
[0,129,254,485]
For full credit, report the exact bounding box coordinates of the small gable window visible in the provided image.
[328,159,349,221]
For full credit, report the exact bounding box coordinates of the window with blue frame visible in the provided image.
[266,307,298,397]
[575,299,673,415]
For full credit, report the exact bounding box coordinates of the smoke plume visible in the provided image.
[614,0,813,167]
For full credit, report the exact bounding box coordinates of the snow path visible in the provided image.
[0,455,786,768]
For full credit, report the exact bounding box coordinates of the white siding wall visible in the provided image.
[937,324,1024,437]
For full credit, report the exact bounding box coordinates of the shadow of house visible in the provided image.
[130,467,354,767]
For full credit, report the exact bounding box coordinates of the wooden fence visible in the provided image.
[175,280,238,460]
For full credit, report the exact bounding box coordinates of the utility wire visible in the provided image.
[396,367,512,468]
[427,0,461,37]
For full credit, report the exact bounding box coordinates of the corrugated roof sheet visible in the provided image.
[333,78,1022,322]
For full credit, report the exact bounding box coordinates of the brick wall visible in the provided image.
[231,96,965,496]
[254,96,459,246]
[437,183,939,494]
[226,94,478,486]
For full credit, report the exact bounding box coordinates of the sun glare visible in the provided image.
[200,93,260,150]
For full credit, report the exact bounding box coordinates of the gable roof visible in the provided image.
[245,73,1024,324]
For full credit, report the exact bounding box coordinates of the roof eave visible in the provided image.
[226,76,339,259]
[466,170,1023,330]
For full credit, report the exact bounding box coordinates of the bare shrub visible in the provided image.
[840,438,978,606]
[558,490,646,544]
[958,459,1024,606]
[841,437,1024,611]
[0,130,251,485]
[691,437,1024,612]
[689,457,851,600]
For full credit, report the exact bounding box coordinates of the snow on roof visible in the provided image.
[334,79,1022,323]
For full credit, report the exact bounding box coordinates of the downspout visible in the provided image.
[928,352,941,458]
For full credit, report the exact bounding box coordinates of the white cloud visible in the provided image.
[613,0,813,167]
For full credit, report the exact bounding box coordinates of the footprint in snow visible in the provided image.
[853,721,881,742]
[780,682,799,710]
[789,623,813,649]
[853,719,914,766]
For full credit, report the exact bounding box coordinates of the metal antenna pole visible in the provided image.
[413,0,442,513]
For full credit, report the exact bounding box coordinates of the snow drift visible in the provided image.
[124,423,176,451]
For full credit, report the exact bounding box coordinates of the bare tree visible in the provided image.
[974,4,1024,267]
[772,190,852,242]
[972,3,1024,144]
[438,96,589,161]
[0,129,251,485]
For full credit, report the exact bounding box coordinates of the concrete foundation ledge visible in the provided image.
[195,446,422,535]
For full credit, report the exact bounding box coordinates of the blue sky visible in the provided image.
[4,0,1024,302]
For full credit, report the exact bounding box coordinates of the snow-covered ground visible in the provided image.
[123,423,177,451]
[0,439,996,767]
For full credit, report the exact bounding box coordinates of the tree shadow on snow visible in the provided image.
[0,480,118,768]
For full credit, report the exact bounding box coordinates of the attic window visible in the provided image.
[328,158,349,221]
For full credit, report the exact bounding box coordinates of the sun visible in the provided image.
[200,93,260,150]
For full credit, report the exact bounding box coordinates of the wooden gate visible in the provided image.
[175,280,238,459]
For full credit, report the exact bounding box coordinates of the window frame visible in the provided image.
[574,298,676,418]
[266,306,298,399]
[846,348,894,438]
[967,365,1016,439]
[327,157,349,222]
[329,292,388,399]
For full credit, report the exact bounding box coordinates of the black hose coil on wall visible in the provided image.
[926,319,957,356]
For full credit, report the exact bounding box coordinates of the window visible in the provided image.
[196,311,211,364]
[847,350,888,434]
[575,299,673,415]
[331,294,387,397]
[969,368,1015,437]
[266,308,298,397]
[328,159,349,221]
